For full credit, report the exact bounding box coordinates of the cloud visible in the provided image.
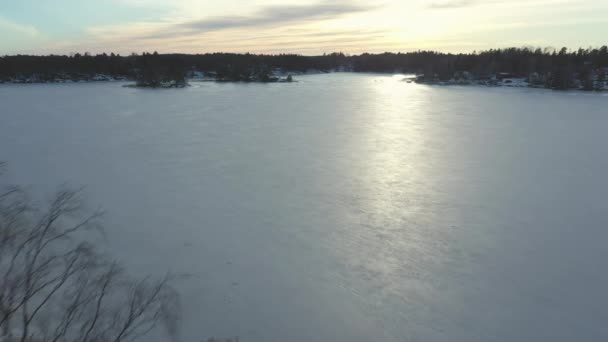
[428,0,478,9]
[141,0,376,40]
[182,1,373,30]
[0,16,39,37]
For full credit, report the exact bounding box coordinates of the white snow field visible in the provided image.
[1,73,607,342]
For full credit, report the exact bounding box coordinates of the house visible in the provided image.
[496,72,514,80]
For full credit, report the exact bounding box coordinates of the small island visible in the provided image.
[129,52,295,88]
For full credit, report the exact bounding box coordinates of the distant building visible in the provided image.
[496,72,514,80]
[528,72,546,85]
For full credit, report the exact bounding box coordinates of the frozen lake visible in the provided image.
[1,74,607,342]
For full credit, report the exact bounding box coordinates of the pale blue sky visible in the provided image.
[1,0,606,55]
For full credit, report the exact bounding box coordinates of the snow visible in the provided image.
[1,74,607,342]
[500,78,528,87]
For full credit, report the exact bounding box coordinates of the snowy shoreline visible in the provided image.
[407,74,608,92]
[2,72,607,92]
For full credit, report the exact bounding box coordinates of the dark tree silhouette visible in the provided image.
[1,46,607,89]
[0,167,180,342]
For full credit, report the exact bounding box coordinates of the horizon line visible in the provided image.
[4,45,608,58]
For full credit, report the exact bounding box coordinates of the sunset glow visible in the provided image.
[2,0,607,55]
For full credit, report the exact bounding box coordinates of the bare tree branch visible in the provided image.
[0,165,181,342]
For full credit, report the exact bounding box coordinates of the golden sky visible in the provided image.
[1,0,607,54]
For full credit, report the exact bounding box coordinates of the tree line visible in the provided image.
[1,46,607,89]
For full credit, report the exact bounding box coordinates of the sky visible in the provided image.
[0,0,607,55]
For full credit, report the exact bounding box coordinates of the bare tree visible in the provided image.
[0,168,180,342]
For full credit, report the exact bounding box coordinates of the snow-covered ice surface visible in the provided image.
[1,74,607,342]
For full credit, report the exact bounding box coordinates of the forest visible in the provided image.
[1,46,607,89]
